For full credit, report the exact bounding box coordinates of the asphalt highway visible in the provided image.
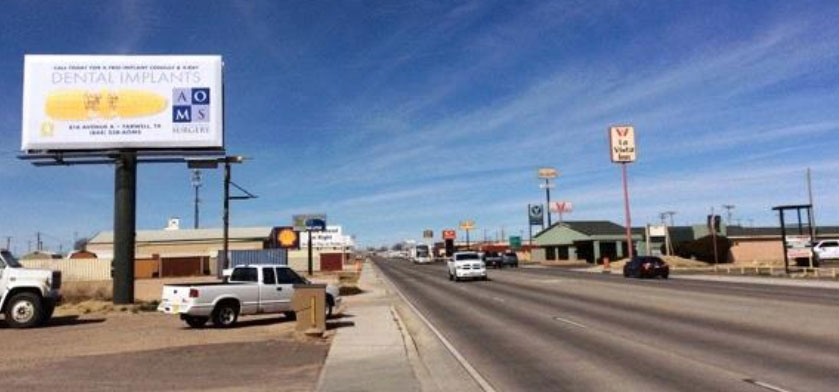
[374,257,839,392]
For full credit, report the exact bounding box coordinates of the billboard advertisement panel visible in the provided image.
[609,125,636,163]
[21,55,223,151]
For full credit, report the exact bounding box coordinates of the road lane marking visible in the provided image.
[491,296,505,303]
[552,316,587,329]
[743,379,793,392]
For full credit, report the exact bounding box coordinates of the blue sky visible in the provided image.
[2,1,839,251]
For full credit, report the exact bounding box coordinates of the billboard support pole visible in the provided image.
[223,160,231,270]
[113,151,137,304]
[621,163,633,259]
[308,229,313,276]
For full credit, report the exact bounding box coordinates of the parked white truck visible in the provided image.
[0,249,62,328]
[158,264,341,328]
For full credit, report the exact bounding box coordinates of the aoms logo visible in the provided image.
[172,88,210,123]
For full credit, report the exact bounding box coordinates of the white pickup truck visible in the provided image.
[158,264,341,328]
[0,249,62,328]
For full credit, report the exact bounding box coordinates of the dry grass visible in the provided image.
[61,281,113,303]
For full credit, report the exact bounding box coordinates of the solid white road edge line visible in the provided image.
[552,316,588,329]
[743,379,794,392]
[376,261,498,392]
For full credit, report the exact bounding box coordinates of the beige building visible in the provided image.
[87,226,349,278]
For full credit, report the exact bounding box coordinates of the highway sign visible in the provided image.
[529,204,544,225]
[443,229,457,240]
[509,236,522,250]
[609,125,636,163]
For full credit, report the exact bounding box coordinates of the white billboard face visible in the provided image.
[609,125,636,163]
[21,55,223,151]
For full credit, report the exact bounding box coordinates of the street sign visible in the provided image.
[271,226,300,249]
[442,229,457,240]
[609,125,636,163]
[292,214,327,231]
[549,201,573,214]
[459,220,475,230]
[537,167,559,179]
[423,229,433,239]
[509,236,522,250]
[529,204,544,225]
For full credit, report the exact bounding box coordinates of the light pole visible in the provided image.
[191,169,202,229]
[187,155,256,272]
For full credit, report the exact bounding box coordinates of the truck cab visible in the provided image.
[0,249,62,328]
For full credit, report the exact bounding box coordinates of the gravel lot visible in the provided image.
[0,310,331,391]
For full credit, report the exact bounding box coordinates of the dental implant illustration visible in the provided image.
[45,89,167,120]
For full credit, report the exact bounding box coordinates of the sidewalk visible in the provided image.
[316,261,422,392]
[672,274,839,289]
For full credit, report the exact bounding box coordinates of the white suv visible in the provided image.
[448,252,487,282]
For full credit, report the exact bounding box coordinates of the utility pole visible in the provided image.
[36,231,42,251]
[5,236,10,250]
[710,206,719,265]
[722,204,735,226]
[191,169,202,229]
[807,168,817,239]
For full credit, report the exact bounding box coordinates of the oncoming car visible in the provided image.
[623,256,669,279]
[447,252,487,282]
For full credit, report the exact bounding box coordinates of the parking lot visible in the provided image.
[0,310,330,391]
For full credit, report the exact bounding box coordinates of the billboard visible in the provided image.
[549,201,573,214]
[423,229,434,239]
[609,125,636,163]
[292,214,327,231]
[459,220,475,230]
[21,55,224,151]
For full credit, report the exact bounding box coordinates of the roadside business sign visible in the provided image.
[647,224,667,237]
[442,229,457,240]
[292,214,327,231]
[537,167,559,179]
[528,204,544,226]
[271,226,300,249]
[609,125,636,163]
[423,229,433,239]
[509,236,522,250]
[21,55,224,151]
[549,201,573,214]
[786,235,813,259]
[459,220,475,231]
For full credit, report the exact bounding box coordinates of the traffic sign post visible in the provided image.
[610,125,636,259]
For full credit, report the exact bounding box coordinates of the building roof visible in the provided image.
[89,227,274,244]
[535,221,630,238]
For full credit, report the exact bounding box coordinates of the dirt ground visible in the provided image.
[0,310,333,391]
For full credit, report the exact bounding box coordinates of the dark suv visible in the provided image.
[482,252,504,269]
[501,252,519,268]
[623,256,669,279]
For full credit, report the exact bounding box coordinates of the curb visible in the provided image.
[371,260,497,392]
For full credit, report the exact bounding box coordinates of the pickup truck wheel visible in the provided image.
[5,293,44,328]
[184,316,208,328]
[211,302,239,328]
[43,302,55,321]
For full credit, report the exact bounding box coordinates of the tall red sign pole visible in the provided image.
[610,125,637,260]
[621,162,633,258]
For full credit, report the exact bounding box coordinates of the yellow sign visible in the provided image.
[459,220,475,230]
[274,227,300,249]
[537,167,558,179]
